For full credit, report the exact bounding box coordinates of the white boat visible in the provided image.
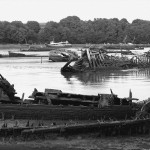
[130,47,150,55]
[45,41,72,48]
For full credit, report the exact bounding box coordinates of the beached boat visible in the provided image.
[0,103,135,121]
[22,118,150,138]
[8,51,41,57]
[8,50,49,57]
[49,49,79,62]
[45,41,72,48]
[19,88,138,120]
[49,53,70,62]
[0,74,137,121]
[8,51,27,57]
[21,100,150,137]
[0,74,21,103]
[20,45,54,52]
[1,116,150,138]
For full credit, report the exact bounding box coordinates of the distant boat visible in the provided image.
[49,50,79,62]
[8,51,49,57]
[8,51,26,57]
[49,52,70,62]
[45,41,72,48]
[130,47,150,55]
[20,45,54,52]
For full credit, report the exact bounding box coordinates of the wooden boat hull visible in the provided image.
[61,48,150,73]
[0,104,135,120]
[22,118,150,138]
[21,47,54,52]
[8,51,26,57]
[49,55,69,62]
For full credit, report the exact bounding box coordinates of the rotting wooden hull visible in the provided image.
[61,65,131,73]
[0,117,149,138]
[20,47,54,52]
[61,48,150,73]
[0,104,135,120]
[8,51,38,57]
[49,55,69,62]
[22,118,150,138]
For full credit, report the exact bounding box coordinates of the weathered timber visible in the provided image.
[0,127,32,137]
[0,104,135,120]
[17,88,138,120]
[0,74,21,103]
[28,88,137,107]
[21,118,150,138]
[61,48,150,73]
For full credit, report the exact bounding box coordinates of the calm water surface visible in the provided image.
[0,56,150,101]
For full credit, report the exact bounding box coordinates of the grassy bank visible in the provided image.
[0,135,150,150]
[0,44,23,49]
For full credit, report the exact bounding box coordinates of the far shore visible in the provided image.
[0,43,150,50]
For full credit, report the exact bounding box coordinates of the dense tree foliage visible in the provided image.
[0,16,150,44]
[26,21,40,33]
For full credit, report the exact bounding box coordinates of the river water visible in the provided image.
[0,49,150,101]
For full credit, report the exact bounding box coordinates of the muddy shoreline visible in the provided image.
[0,135,150,150]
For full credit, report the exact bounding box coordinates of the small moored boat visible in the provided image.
[8,51,26,57]
[49,49,79,62]
[45,40,72,48]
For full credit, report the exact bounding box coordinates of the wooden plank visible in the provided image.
[86,49,92,68]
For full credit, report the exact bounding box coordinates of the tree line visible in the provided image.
[0,16,150,44]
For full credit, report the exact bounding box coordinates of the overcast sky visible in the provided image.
[0,0,150,23]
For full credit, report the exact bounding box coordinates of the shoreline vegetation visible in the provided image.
[1,17,150,45]
[0,43,150,50]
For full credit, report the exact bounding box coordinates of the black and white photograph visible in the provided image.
[0,0,150,149]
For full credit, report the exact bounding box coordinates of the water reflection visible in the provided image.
[61,68,150,100]
[61,68,150,84]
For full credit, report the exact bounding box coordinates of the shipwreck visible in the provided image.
[61,47,150,73]
[0,74,21,104]
[0,74,137,121]
[1,75,150,138]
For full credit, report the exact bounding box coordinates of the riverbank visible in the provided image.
[1,43,150,50]
[0,135,150,150]
[0,44,24,50]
